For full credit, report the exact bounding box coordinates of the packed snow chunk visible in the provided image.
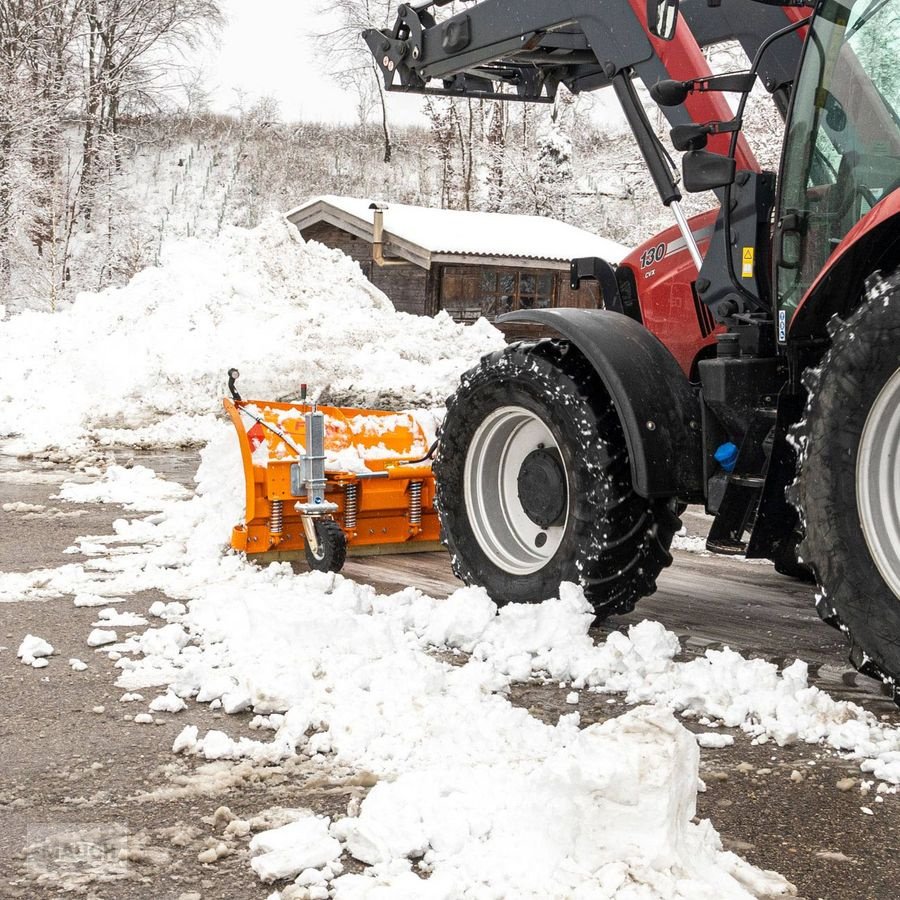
[173,725,200,755]
[87,629,118,648]
[56,466,189,511]
[138,624,191,660]
[196,673,240,704]
[468,582,599,680]
[250,815,341,883]
[17,635,54,666]
[93,608,148,627]
[69,658,88,672]
[0,215,503,453]
[332,706,793,898]
[148,600,187,619]
[199,730,237,761]
[697,733,735,749]
[149,690,187,714]
[861,751,900,784]
[222,690,252,715]
[406,585,497,651]
[74,593,125,607]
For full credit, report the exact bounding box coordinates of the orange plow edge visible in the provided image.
[224,397,442,569]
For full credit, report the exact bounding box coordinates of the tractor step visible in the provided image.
[707,405,778,554]
[728,474,766,488]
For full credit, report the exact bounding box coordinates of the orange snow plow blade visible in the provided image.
[224,398,441,562]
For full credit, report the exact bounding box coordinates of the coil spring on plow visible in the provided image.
[344,483,359,530]
[270,499,284,537]
[409,481,423,527]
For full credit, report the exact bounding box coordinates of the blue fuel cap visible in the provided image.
[714,441,739,473]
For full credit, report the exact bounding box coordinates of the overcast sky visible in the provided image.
[204,1,626,131]
[206,0,424,124]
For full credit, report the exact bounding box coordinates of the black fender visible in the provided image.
[570,257,623,313]
[498,308,703,499]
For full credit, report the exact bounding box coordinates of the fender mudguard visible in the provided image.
[791,192,900,340]
[498,308,703,499]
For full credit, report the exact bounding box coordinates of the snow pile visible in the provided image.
[328,707,787,900]
[394,589,900,781]
[143,574,900,788]
[8,435,900,778]
[0,215,502,454]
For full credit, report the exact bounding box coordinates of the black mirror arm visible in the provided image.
[671,118,742,152]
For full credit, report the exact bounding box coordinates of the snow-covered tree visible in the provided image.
[316,0,396,162]
[80,0,223,224]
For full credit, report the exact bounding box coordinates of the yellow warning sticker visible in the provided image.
[742,246,755,279]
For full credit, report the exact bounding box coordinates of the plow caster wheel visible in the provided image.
[304,519,347,573]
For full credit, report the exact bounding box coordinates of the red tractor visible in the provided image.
[364,0,900,695]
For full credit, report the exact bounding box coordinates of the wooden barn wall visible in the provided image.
[299,221,602,321]
[435,264,603,320]
[557,276,603,310]
[300,222,430,316]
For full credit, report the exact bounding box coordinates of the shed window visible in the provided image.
[441,266,557,322]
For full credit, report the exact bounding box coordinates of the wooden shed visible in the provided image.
[286,196,631,328]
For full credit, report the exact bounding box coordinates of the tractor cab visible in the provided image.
[774,0,900,329]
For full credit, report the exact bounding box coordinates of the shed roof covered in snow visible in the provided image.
[286,195,630,271]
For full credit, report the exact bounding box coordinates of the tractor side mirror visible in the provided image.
[683,150,736,192]
[648,0,679,40]
[823,91,848,132]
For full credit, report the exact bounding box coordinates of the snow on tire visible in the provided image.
[794,269,900,687]
[434,340,680,617]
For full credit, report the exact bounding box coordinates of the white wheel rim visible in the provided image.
[464,406,568,575]
[857,366,900,599]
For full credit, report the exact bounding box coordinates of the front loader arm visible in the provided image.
[363,0,652,103]
[364,0,760,171]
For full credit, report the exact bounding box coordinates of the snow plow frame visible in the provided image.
[224,398,442,564]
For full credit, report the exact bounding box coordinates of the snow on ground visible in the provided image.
[0,210,892,895]
[2,442,795,898]
[671,529,710,554]
[0,215,502,456]
[54,464,189,510]
[5,433,900,894]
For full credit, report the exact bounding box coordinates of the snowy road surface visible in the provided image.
[1,448,899,900]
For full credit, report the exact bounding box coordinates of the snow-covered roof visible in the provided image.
[287,195,630,267]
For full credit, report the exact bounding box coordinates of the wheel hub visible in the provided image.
[464,406,569,575]
[518,448,566,527]
[857,365,900,600]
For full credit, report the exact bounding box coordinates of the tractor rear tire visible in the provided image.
[794,270,900,684]
[434,341,680,618]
